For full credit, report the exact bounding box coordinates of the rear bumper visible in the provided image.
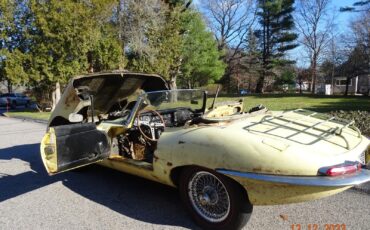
[217,168,370,187]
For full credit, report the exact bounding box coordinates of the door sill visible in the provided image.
[108,155,153,170]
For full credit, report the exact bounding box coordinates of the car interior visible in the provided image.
[100,90,209,165]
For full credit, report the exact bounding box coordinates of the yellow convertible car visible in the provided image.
[41,71,370,230]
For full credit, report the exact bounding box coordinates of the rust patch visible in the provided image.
[252,167,262,172]
[132,143,145,160]
[251,167,284,174]
[167,162,173,167]
[64,88,80,108]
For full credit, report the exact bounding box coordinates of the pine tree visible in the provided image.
[255,0,298,93]
[0,0,32,92]
[180,11,225,88]
[241,29,261,92]
[122,1,222,89]
[27,0,123,106]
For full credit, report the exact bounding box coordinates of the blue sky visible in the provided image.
[194,0,360,33]
[293,0,362,66]
[330,0,361,33]
[194,0,363,67]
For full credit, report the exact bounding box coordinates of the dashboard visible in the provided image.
[139,107,197,127]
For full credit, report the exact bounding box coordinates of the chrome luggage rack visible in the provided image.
[244,109,361,150]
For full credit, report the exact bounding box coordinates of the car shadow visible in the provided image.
[0,143,197,229]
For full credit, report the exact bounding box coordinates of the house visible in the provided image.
[332,75,370,95]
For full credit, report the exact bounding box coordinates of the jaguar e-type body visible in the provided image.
[40,71,370,230]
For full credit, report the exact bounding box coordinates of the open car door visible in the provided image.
[40,123,110,174]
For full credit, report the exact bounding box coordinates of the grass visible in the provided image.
[4,111,51,121]
[217,94,370,113]
[3,94,369,121]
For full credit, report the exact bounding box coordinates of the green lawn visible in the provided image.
[3,94,369,121]
[4,111,51,121]
[218,94,370,113]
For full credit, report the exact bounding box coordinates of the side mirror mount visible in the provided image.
[68,113,83,123]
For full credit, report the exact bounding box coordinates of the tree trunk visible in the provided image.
[256,70,265,93]
[7,80,12,93]
[311,54,317,94]
[168,76,177,102]
[331,63,335,95]
[52,82,61,111]
[168,76,177,90]
[222,66,232,94]
[344,76,350,96]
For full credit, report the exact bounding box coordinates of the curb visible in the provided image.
[2,114,48,124]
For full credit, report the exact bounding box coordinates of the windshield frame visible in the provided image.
[124,89,207,127]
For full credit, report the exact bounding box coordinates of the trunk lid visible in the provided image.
[235,109,363,155]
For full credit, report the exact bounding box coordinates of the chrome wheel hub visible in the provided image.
[188,171,230,223]
[199,186,219,206]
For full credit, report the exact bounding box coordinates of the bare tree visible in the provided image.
[200,0,256,55]
[350,10,370,57]
[321,32,344,93]
[120,0,166,62]
[341,10,370,95]
[199,0,257,92]
[296,0,334,94]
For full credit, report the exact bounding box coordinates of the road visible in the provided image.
[0,116,369,230]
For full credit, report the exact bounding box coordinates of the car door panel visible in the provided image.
[41,123,110,174]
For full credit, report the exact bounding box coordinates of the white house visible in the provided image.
[332,75,370,95]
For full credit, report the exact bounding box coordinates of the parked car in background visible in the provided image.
[239,89,249,95]
[0,93,31,108]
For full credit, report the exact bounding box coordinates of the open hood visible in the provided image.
[72,72,167,114]
[49,71,167,126]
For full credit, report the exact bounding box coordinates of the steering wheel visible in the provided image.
[136,109,166,141]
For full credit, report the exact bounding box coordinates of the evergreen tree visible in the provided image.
[255,0,298,93]
[0,0,32,92]
[180,11,225,88]
[241,29,261,92]
[122,1,222,89]
[27,0,123,106]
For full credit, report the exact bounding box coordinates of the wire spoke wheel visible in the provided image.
[179,167,253,230]
[188,171,231,223]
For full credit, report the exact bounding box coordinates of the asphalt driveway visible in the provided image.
[0,116,369,230]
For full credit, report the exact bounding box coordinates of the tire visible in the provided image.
[179,167,253,230]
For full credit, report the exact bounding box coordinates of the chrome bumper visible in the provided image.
[216,168,370,187]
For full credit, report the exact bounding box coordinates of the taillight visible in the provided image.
[320,162,362,177]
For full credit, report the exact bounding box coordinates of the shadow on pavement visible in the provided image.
[0,143,196,229]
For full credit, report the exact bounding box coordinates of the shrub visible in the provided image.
[329,110,370,137]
